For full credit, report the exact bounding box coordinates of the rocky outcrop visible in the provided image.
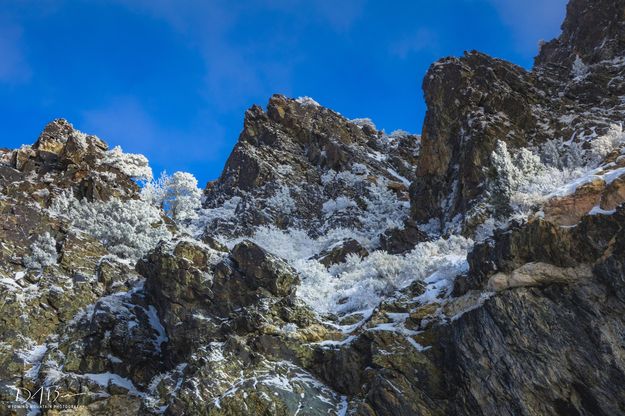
[3,119,140,204]
[2,0,625,415]
[487,262,592,291]
[138,238,347,414]
[410,51,546,227]
[410,0,625,234]
[0,121,161,414]
[202,95,419,243]
[313,238,369,266]
[536,0,625,67]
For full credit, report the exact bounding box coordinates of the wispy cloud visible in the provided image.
[81,97,159,153]
[80,96,227,166]
[487,0,567,54]
[390,28,438,59]
[0,17,31,84]
[110,0,365,110]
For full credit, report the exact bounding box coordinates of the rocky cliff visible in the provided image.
[2,0,625,415]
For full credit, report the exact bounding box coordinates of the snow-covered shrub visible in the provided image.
[360,179,409,238]
[540,125,624,170]
[232,224,472,317]
[294,236,473,316]
[350,118,377,130]
[321,169,363,186]
[266,185,296,214]
[571,55,589,80]
[24,233,58,269]
[351,163,369,175]
[489,125,625,216]
[540,139,563,168]
[50,193,171,259]
[387,129,411,140]
[232,226,350,262]
[322,196,358,217]
[562,140,585,169]
[590,124,625,161]
[490,140,549,214]
[490,140,521,204]
[102,145,153,181]
[490,141,517,203]
[142,171,203,222]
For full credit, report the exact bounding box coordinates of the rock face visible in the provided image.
[0,120,168,414]
[201,94,419,242]
[2,0,625,415]
[411,0,625,233]
[536,0,625,66]
[411,51,545,227]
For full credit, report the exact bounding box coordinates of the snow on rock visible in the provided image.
[350,118,377,130]
[295,96,321,107]
[145,305,169,352]
[102,145,153,181]
[303,236,471,316]
[488,124,625,218]
[23,232,58,269]
[322,196,358,217]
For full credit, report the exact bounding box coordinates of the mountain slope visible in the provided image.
[1,0,625,415]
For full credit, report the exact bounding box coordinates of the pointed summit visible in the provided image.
[536,0,625,66]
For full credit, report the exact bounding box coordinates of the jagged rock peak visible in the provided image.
[213,94,418,191]
[410,0,625,235]
[33,118,107,153]
[201,94,420,241]
[536,0,625,67]
[1,119,152,204]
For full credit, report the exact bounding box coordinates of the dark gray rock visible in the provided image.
[314,238,369,266]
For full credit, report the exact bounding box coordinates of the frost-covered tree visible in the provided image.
[591,124,625,162]
[490,141,517,202]
[490,141,544,215]
[515,147,544,180]
[142,171,202,222]
[267,185,296,215]
[51,193,171,260]
[562,141,585,169]
[141,172,169,208]
[102,145,153,181]
[24,233,58,269]
[571,55,589,80]
[540,139,563,168]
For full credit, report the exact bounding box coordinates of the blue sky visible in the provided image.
[0,0,567,186]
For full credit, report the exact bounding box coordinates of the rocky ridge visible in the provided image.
[1,0,625,415]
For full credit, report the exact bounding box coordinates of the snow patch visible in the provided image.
[295,96,321,107]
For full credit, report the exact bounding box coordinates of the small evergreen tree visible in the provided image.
[142,171,203,222]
